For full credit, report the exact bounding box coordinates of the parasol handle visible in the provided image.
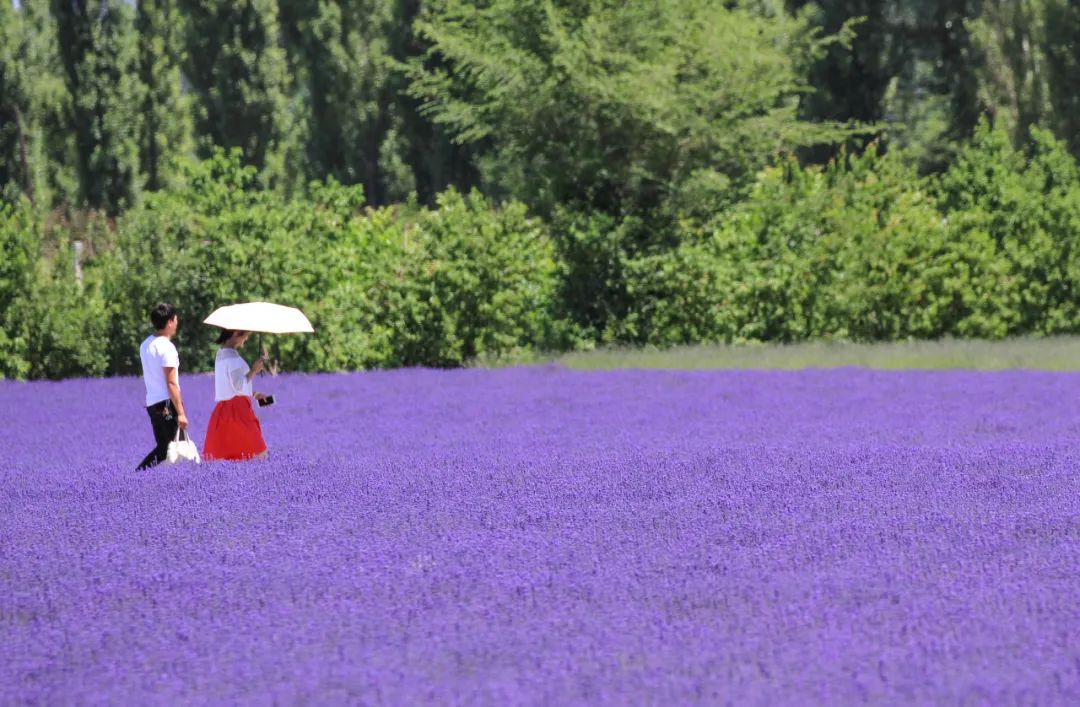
[257,333,279,376]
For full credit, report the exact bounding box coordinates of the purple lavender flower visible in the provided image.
[2,368,1078,703]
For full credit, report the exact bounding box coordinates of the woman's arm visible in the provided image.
[246,355,265,382]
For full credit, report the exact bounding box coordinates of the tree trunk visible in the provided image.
[14,104,34,205]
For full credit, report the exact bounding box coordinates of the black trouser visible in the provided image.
[137,399,179,470]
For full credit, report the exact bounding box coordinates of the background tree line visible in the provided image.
[2,0,1080,378]
[0,0,475,212]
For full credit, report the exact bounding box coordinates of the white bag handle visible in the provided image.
[168,427,201,464]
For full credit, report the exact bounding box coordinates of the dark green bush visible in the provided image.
[933,120,1080,335]
[311,189,564,369]
[617,140,1055,345]
[22,257,110,379]
[0,201,36,378]
[1,201,110,379]
[89,151,563,374]
[8,125,1080,379]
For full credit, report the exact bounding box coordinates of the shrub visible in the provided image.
[22,254,110,379]
[0,201,110,379]
[0,200,36,378]
[94,151,564,373]
[10,126,1080,379]
[618,145,1022,345]
[314,189,564,369]
[94,150,367,374]
[933,120,1080,335]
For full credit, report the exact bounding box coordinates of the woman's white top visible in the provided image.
[214,347,253,402]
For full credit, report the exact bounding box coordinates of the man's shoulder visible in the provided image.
[146,336,178,358]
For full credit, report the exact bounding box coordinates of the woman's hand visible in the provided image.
[246,356,266,384]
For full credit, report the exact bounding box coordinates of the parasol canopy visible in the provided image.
[203,302,314,334]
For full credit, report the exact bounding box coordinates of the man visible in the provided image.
[136,303,190,470]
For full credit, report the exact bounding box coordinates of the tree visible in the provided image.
[277,0,413,203]
[1,2,80,208]
[388,0,479,204]
[788,1,900,125]
[24,2,79,210]
[788,0,982,171]
[968,1,1050,148]
[52,0,143,215]
[0,2,35,204]
[275,0,479,205]
[136,0,193,192]
[969,0,1080,159]
[1042,1,1080,158]
[409,0,861,220]
[180,0,296,187]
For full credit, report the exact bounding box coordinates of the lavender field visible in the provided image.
[2,367,1080,704]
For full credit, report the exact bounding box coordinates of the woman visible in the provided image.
[203,330,269,461]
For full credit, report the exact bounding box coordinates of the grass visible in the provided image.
[486,337,1080,371]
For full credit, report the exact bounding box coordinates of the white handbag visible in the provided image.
[167,428,202,464]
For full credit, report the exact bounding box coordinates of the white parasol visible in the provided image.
[203,302,314,334]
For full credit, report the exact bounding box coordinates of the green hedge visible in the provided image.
[0,202,37,378]
[6,124,1080,380]
[86,151,563,376]
[618,121,1080,345]
[0,202,111,379]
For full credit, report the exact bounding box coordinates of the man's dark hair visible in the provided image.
[150,303,177,331]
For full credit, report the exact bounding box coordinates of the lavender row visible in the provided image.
[2,368,1079,703]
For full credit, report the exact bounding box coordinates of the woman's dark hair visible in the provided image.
[150,303,177,331]
[217,329,247,344]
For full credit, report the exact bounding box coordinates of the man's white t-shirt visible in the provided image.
[214,348,253,402]
[140,335,180,406]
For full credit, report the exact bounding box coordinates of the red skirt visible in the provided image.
[203,396,267,461]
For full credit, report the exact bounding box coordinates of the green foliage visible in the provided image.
[1,2,76,209]
[9,3,1080,378]
[136,0,193,192]
[6,126,1080,378]
[0,1,33,205]
[603,123,1080,347]
[965,1,1080,163]
[0,199,110,379]
[21,248,110,381]
[182,0,298,188]
[95,149,317,373]
[551,209,628,340]
[933,119,1080,335]
[790,0,982,170]
[309,189,565,368]
[1041,2,1080,159]
[409,0,869,340]
[52,0,143,215]
[89,150,561,375]
[408,189,562,364]
[278,0,414,203]
[410,0,861,219]
[6,0,1080,216]
[0,201,37,378]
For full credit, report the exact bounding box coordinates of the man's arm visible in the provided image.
[164,366,188,429]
